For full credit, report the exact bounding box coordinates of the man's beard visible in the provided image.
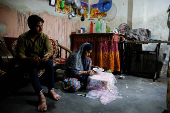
[32,30,42,35]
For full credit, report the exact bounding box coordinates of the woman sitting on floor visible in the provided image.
[62,42,99,92]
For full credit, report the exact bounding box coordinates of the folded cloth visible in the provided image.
[127,28,151,41]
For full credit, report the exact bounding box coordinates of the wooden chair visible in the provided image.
[49,39,72,70]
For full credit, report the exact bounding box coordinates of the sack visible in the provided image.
[127,28,151,41]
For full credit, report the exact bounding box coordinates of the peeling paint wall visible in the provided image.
[0,0,81,51]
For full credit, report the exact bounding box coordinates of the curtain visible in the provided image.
[72,34,121,72]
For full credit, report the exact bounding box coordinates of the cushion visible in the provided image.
[53,58,66,65]
[53,58,66,69]
[49,39,59,58]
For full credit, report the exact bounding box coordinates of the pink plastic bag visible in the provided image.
[86,72,118,105]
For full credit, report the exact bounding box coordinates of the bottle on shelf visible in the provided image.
[93,23,96,33]
[96,19,101,33]
[90,21,93,33]
[101,19,106,33]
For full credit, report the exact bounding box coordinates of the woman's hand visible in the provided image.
[87,70,95,75]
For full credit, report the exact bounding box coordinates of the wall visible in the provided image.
[0,0,81,51]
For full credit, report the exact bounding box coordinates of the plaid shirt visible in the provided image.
[17,31,53,58]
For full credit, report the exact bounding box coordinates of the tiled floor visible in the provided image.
[0,74,168,113]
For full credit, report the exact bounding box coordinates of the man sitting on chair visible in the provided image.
[16,15,61,111]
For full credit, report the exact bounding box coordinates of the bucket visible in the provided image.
[81,27,85,33]
[77,29,82,34]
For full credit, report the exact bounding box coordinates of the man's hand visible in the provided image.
[41,53,52,62]
[31,56,41,65]
[41,55,50,62]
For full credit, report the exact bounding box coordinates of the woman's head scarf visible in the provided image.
[82,44,93,71]
[64,42,93,75]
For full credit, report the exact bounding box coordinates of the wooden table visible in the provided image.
[121,41,170,81]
